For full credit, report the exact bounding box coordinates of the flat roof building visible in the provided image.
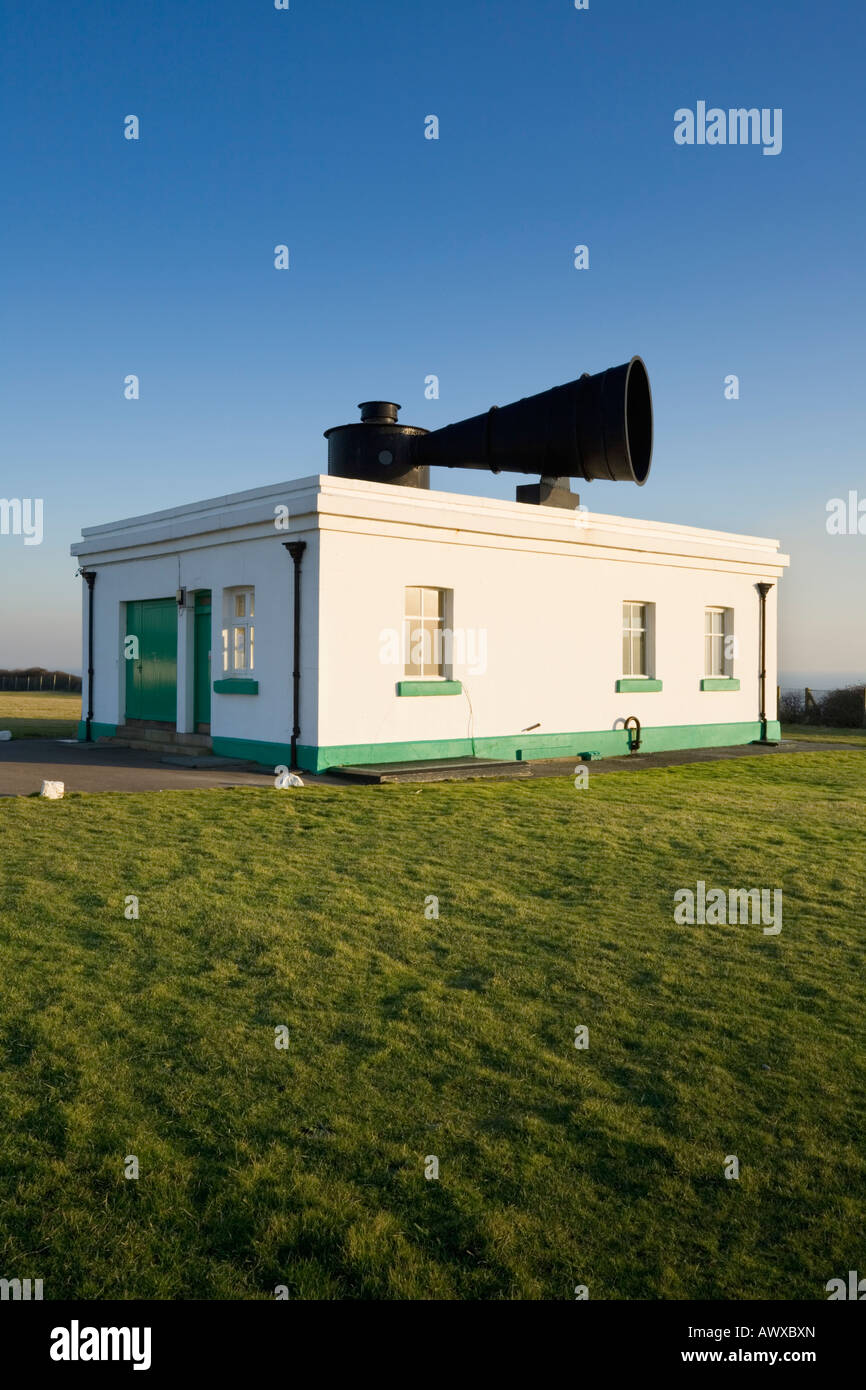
[71,472,788,774]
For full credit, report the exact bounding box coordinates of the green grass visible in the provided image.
[0,691,81,739]
[782,722,866,745]
[1,751,864,1300]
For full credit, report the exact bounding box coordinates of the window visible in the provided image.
[622,601,650,676]
[705,607,732,677]
[222,587,255,674]
[404,587,445,678]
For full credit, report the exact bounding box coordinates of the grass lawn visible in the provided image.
[782,723,866,745]
[0,691,81,739]
[0,750,864,1300]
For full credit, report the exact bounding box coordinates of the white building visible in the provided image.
[71,472,787,773]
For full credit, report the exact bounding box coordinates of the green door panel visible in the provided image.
[124,598,178,723]
[193,591,212,728]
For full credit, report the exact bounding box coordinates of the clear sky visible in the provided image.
[1,0,864,683]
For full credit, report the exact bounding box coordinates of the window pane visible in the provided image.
[406,621,426,672]
[235,594,245,618]
[422,622,437,672]
[422,588,443,619]
[249,592,254,619]
[222,629,228,672]
[624,604,651,672]
[404,619,422,675]
[405,586,421,617]
[249,626,254,671]
[423,619,442,674]
[706,633,723,675]
[233,626,246,669]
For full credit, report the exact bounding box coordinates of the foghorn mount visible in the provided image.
[323,357,653,508]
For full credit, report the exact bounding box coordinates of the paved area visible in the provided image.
[0,739,286,796]
[0,736,861,797]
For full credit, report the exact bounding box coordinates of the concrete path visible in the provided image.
[0,736,861,797]
[0,739,279,796]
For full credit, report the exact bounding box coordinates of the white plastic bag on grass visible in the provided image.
[274,765,304,788]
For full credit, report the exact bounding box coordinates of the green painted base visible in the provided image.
[700,678,741,691]
[212,736,313,772]
[77,721,118,741]
[213,721,781,775]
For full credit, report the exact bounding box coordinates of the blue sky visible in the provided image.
[1,0,864,682]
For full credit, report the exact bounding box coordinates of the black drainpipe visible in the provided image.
[756,582,774,743]
[283,541,307,771]
[81,569,96,742]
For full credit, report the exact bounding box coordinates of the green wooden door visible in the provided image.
[125,598,178,723]
[193,591,212,729]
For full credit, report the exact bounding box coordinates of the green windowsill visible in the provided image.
[616,678,663,693]
[397,680,463,697]
[701,678,741,691]
[213,678,259,695]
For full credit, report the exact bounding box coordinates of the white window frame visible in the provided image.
[222,586,255,675]
[622,601,654,677]
[403,586,449,678]
[705,607,733,677]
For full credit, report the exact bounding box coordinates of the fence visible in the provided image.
[0,671,82,693]
[779,685,866,728]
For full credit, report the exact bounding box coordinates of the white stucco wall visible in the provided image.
[72,478,320,748]
[313,477,786,755]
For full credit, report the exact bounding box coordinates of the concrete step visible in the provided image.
[334,756,533,784]
[115,726,211,747]
[103,735,213,758]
